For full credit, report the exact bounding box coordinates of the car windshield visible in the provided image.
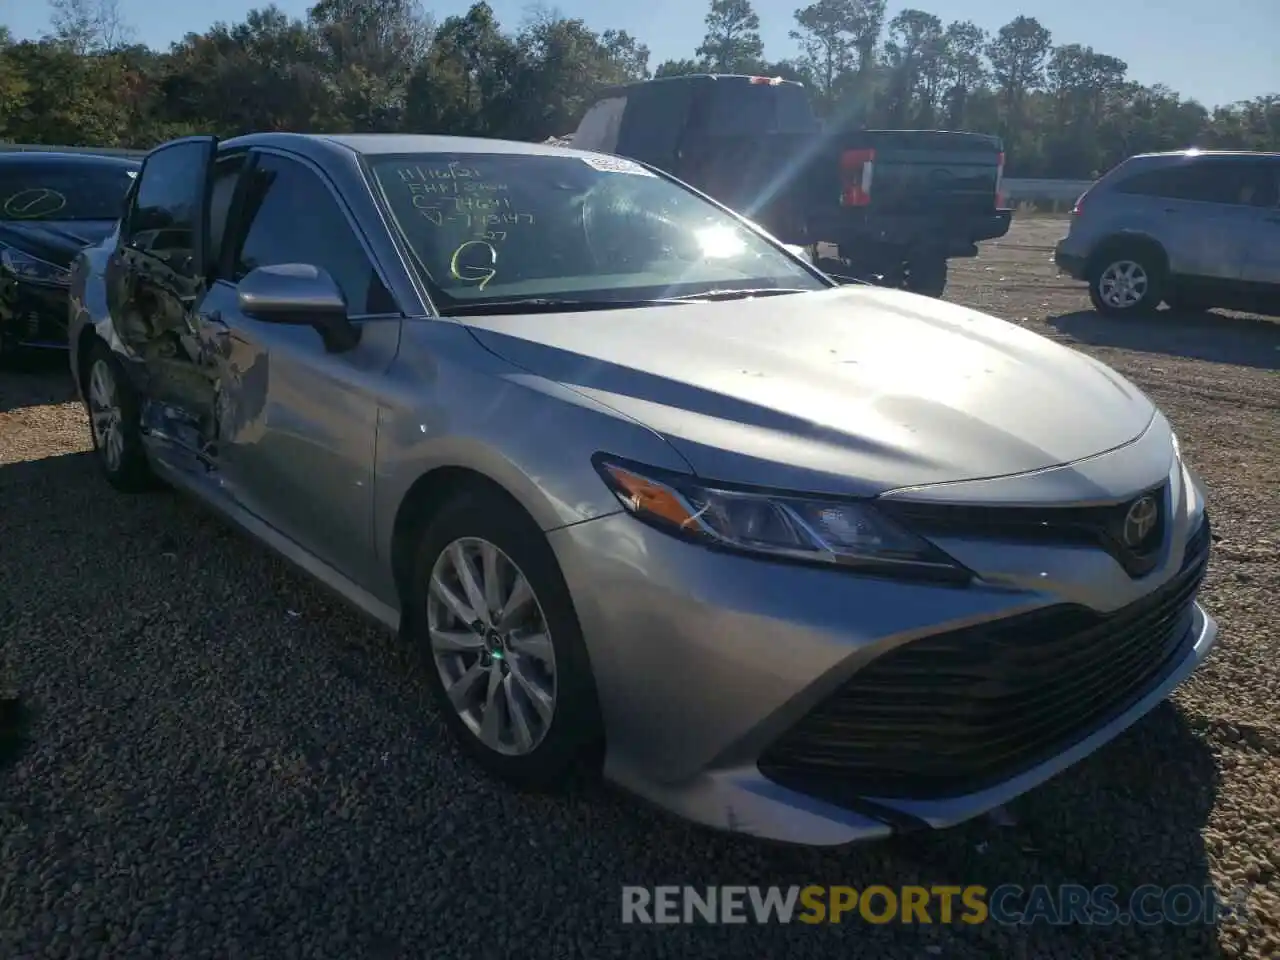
[366,151,827,305]
[0,162,138,222]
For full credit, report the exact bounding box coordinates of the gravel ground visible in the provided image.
[2,217,1278,959]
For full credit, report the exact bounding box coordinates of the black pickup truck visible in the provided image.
[569,74,1012,296]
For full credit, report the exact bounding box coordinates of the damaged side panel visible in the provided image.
[107,136,220,471]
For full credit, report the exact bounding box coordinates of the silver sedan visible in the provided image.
[68,133,1217,846]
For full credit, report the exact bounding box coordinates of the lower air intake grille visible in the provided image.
[759,517,1211,802]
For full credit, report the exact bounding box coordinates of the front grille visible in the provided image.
[879,486,1169,579]
[759,516,1211,803]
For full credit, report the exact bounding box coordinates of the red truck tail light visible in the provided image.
[995,151,1006,208]
[840,148,875,207]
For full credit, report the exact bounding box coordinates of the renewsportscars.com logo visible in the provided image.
[621,884,1250,926]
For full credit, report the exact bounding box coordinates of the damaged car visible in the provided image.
[0,151,139,361]
[69,132,1216,846]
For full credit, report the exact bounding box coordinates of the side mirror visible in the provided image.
[237,263,360,352]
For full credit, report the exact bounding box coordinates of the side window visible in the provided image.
[1239,161,1280,209]
[573,97,626,153]
[617,87,689,168]
[1117,161,1244,206]
[228,153,392,315]
[207,154,249,278]
[126,141,210,278]
[119,175,138,221]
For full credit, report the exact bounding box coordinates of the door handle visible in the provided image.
[1163,207,1178,213]
[1266,216,1280,224]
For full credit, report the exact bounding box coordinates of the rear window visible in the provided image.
[704,81,819,136]
[0,161,138,222]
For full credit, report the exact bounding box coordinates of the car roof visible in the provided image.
[218,131,603,161]
[1132,149,1280,161]
[594,73,806,100]
[0,151,141,169]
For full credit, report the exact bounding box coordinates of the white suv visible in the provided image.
[1054,150,1280,317]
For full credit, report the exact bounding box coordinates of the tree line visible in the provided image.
[0,0,1276,178]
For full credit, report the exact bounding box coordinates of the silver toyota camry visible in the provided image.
[68,133,1216,846]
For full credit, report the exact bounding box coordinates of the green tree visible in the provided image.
[0,0,1275,177]
[696,0,764,73]
[790,0,882,111]
[45,0,134,54]
[985,15,1052,159]
[939,20,987,129]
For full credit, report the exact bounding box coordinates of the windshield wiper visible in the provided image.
[666,287,814,302]
[441,297,692,316]
[440,287,816,316]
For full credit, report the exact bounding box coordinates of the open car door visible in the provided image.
[106,135,218,466]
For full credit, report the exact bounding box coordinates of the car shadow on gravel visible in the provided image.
[0,353,78,413]
[606,702,1228,958]
[0,445,1239,958]
[1048,309,1280,371]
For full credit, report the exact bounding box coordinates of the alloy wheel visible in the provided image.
[1097,259,1149,309]
[88,358,124,473]
[427,537,557,756]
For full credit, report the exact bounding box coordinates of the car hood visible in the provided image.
[461,285,1155,496]
[0,219,117,268]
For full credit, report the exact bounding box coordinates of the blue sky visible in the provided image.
[4,0,1277,108]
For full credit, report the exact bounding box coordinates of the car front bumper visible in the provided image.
[548,455,1216,846]
[0,276,72,349]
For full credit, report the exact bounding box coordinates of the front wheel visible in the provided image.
[83,340,155,492]
[407,489,603,789]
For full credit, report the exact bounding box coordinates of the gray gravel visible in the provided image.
[2,219,1278,959]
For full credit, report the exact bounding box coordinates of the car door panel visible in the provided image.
[1239,162,1280,288]
[212,310,400,584]
[107,137,221,473]
[1115,159,1252,283]
[1241,211,1280,288]
[205,150,402,587]
[1161,199,1252,282]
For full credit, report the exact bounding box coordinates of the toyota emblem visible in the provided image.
[1122,495,1159,548]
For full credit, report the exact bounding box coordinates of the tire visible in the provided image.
[904,258,948,298]
[83,339,155,492]
[1088,247,1164,316]
[407,488,604,790]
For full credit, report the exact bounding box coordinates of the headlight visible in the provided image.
[1172,432,1207,524]
[0,245,71,286]
[593,456,970,582]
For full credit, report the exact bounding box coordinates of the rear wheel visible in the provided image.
[84,340,154,492]
[903,257,948,298]
[1089,248,1164,316]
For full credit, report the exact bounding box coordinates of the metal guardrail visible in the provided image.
[0,142,148,159]
[1003,178,1094,204]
